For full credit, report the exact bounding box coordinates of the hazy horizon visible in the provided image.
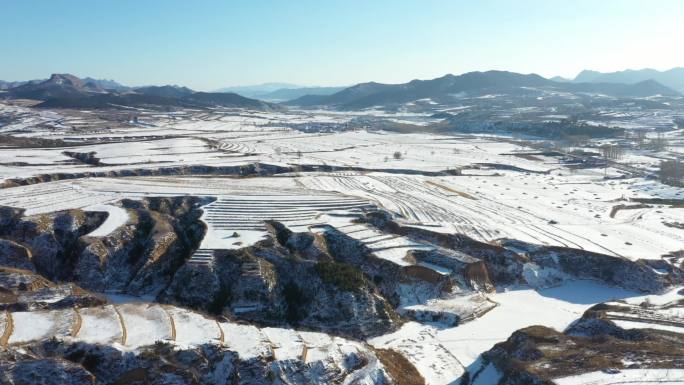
[2,0,683,90]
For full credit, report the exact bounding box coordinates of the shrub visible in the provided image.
[283,282,308,324]
[314,262,365,292]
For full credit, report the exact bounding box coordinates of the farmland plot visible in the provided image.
[197,194,375,254]
[553,369,684,385]
[2,103,684,384]
[300,171,684,261]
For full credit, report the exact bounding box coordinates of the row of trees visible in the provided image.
[600,144,624,161]
[660,159,684,187]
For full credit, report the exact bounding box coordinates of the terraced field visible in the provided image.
[300,172,684,261]
[1,302,374,372]
[196,194,376,257]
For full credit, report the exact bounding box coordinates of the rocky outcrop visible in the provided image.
[75,197,208,296]
[408,249,494,292]
[502,239,684,293]
[0,206,24,230]
[164,232,400,338]
[0,197,208,298]
[0,338,391,385]
[0,353,95,385]
[0,267,105,311]
[61,151,101,166]
[361,210,684,294]
[319,221,684,295]
[476,317,684,385]
[360,210,524,285]
[0,208,106,280]
[0,239,33,271]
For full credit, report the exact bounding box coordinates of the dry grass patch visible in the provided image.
[425,181,476,200]
[374,348,425,385]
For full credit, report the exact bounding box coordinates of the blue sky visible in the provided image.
[1,0,682,90]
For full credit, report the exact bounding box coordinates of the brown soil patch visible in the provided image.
[374,348,425,385]
[162,305,177,341]
[216,321,225,344]
[425,181,476,200]
[71,308,82,337]
[112,305,127,345]
[0,311,13,346]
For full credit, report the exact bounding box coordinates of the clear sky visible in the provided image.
[1,0,682,90]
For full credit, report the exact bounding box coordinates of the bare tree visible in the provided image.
[600,144,623,177]
[649,132,668,151]
[393,151,402,160]
[634,129,648,148]
[600,144,623,161]
[660,159,684,187]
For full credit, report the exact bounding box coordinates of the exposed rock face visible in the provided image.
[0,207,24,233]
[500,239,683,292]
[408,249,493,292]
[531,247,677,292]
[0,267,104,311]
[0,239,33,271]
[0,208,106,280]
[0,353,96,385]
[164,225,401,338]
[0,339,391,385]
[0,197,209,298]
[76,197,208,296]
[61,151,101,166]
[360,211,523,286]
[478,318,684,385]
[362,210,684,294]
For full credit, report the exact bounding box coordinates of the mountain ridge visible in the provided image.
[572,67,684,93]
[287,70,680,109]
[1,73,278,110]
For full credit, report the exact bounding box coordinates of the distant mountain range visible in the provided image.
[0,79,40,90]
[3,69,681,111]
[0,76,128,92]
[216,83,345,101]
[572,68,684,93]
[215,83,299,98]
[287,70,680,109]
[7,74,109,99]
[256,86,346,102]
[0,74,278,110]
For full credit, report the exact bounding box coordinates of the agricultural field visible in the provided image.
[1,101,683,384]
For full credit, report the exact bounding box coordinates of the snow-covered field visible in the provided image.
[4,302,372,367]
[370,281,639,385]
[300,171,684,261]
[554,369,684,385]
[84,203,130,237]
[197,194,374,251]
[2,103,683,384]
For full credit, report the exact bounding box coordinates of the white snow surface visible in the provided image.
[370,281,638,384]
[84,203,129,237]
[553,369,684,385]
